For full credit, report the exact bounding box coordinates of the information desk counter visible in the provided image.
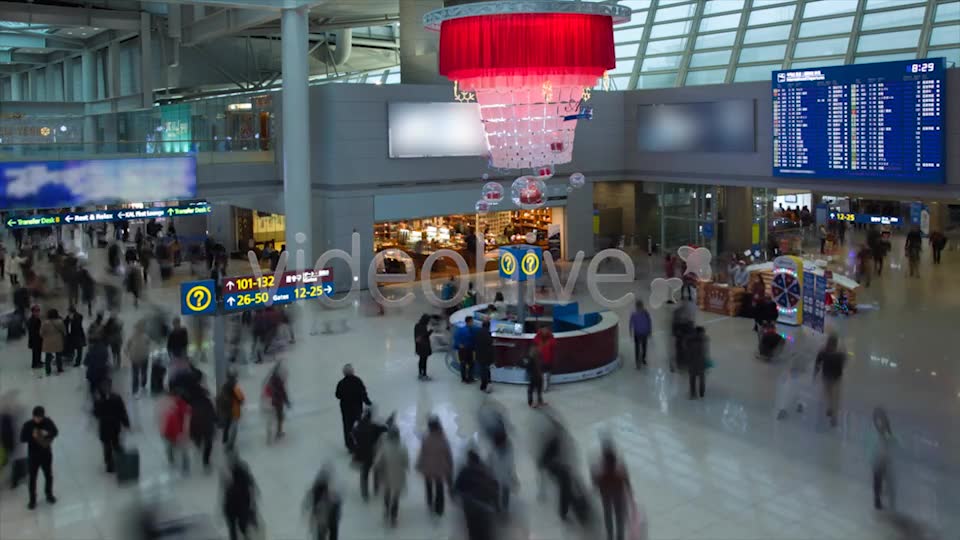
[447,305,620,385]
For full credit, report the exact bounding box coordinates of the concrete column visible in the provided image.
[10,72,22,101]
[399,0,448,84]
[722,186,753,254]
[140,13,154,109]
[281,7,313,267]
[82,50,97,148]
[107,42,121,98]
[27,70,38,100]
[62,59,74,101]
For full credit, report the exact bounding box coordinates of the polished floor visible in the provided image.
[0,235,957,540]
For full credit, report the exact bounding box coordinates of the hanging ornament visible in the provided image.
[481,173,490,180]
[525,231,538,244]
[511,175,547,209]
[475,200,490,213]
[569,172,586,189]
[536,166,554,179]
[481,182,504,205]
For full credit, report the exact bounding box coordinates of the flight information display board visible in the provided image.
[772,58,945,183]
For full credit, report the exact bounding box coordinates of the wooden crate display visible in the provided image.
[696,281,747,316]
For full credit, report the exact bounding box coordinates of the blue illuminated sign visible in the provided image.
[223,282,335,312]
[499,245,543,282]
[4,202,212,229]
[773,58,945,183]
[180,279,217,316]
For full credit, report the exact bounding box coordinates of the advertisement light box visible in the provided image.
[388,102,488,159]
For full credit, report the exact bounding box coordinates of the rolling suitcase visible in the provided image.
[150,363,167,395]
[10,457,28,488]
[116,446,140,484]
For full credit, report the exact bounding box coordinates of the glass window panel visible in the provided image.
[744,24,791,43]
[606,75,631,90]
[690,49,733,67]
[703,0,744,15]
[646,37,688,55]
[615,25,645,42]
[649,20,693,38]
[699,12,742,31]
[659,0,689,5]
[936,2,960,22]
[803,0,858,18]
[790,58,845,69]
[748,5,796,26]
[636,72,678,88]
[861,6,927,30]
[610,59,636,75]
[618,0,652,11]
[685,68,728,85]
[866,0,923,9]
[641,54,683,71]
[655,3,697,22]
[798,16,854,37]
[615,42,640,58]
[928,46,959,67]
[696,31,737,49]
[734,63,781,81]
[739,43,788,62]
[855,52,919,63]
[857,28,922,52]
[384,72,401,84]
[930,25,960,46]
[753,0,792,6]
[794,37,850,57]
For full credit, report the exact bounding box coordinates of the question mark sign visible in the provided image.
[193,290,205,304]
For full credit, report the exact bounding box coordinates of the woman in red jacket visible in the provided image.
[534,327,557,392]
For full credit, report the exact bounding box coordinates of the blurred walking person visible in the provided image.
[534,326,556,391]
[487,429,517,512]
[592,441,632,540]
[352,409,387,501]
[686,326,709,400]
[416,416,453,517]
[524,347,546,408]
[263,363,291,444]
[454,449,499,540]
[65,307,86,368]
[414,314,433,381]
[27,306,42,376]
[217,371,245,451]
[454,316,477,383]
[304,467,341,540]
[222,457,260,540]
[373,426,408,527]
[166,317,189,360]
[40,309,66,376]
[335,364,372,452]
[187,386,217,472]
[161,392,191,474]
[905,226,922,277]
[125,322,151,398]
[870,407,898,511]
[475,320,494,393]
[92,379,130,473]
[20,406,58,509]
[814,333,846,427]
[629,300,652,368]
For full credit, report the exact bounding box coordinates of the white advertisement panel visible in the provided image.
[387,102,488,159]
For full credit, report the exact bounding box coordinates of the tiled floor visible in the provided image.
[0,234,957,540]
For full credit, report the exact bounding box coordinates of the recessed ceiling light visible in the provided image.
[80,33,87,36]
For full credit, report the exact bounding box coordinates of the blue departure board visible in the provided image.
[772,58,945,183]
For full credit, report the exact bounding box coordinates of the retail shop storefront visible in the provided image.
[373,186,568,280]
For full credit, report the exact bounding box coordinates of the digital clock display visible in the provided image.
[907,62,936,73]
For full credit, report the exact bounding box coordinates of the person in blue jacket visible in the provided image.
[454,316,477,383]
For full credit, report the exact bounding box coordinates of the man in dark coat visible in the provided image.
[92,380,130,473]
[475,321,495,393]
[351,410,387,500]
[85,337,112,401]
[65,307,86,368]
[167,317,189,360]
[335,364,372,452]
[20,405,58,509]
[414,315,433,380]
[187,386,217,470]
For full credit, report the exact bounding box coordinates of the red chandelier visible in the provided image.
[425,1,631,171]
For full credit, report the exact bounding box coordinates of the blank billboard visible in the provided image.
[0,156,197,211]
[388,102,488,158]
[636,100,755,153]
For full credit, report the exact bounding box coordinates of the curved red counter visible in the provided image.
[447,307,621,384]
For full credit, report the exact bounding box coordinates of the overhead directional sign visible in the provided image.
[223,281,335,312]
[222,268,333,293]
[4,202,212,229]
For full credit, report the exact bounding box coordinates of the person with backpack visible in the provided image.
[303,467,341,540]
[92,379,130,473]
[217,372,245,450]
[416,416,453,517]
[263,363,291,444]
